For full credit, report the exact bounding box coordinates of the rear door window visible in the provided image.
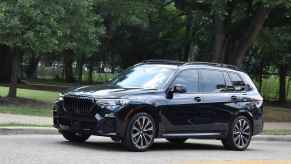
[199,70,226,93]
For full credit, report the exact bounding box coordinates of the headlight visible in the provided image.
[96,99,130,111]
[58,93,64,101]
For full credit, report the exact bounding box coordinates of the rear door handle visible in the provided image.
[194,97,201,102]
[231,96,238,101]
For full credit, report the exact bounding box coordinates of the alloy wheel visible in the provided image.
[233,118,251,149]
[130,115,154,150]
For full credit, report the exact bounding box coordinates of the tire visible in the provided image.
[62,131,90,143]
[222,115,252,151]
[166,138,188,144]
[123,112,156,152]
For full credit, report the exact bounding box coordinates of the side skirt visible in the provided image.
[160,133,223,139]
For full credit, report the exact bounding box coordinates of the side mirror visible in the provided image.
[173,84,187,93]
[166,84,187,99]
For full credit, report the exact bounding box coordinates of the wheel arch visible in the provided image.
[236,111,254,135]
[117,104,160,138]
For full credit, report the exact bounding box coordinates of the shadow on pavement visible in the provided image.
[58,140,227,152]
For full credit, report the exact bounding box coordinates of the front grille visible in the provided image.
[64,96,96,115]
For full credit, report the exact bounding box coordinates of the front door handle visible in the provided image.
[194,97,201,102]
[231,96,238,101]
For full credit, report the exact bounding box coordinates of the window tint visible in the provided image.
[199,70,226,93]
[173,69,198,93]
[228,72,245,86]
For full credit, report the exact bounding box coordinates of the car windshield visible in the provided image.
[111,64,177,89]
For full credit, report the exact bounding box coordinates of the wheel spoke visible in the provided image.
[233,118,251,148]
[131,115,154,149]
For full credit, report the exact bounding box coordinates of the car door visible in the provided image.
[195,69,235,133]
[161,69,203,133]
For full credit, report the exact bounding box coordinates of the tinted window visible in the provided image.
[112,64,176,89]
[199,70,226,93]
[173,69,198,93]
[228,72,245,86]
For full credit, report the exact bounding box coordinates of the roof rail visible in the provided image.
[142,59,185,65]
[140,59,240,70]
[183,62,240,70]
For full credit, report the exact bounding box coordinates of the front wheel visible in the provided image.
[222,116,252,151]
[61,131,90,143]
[123,112,156,152]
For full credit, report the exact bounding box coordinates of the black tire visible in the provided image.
[62,131,90,143]
[222,116,252,151]
[123,112,156,152]
[166,138,188,144]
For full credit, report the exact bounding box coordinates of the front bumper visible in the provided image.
[53,101,118,137]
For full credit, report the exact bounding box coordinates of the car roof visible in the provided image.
[140,60,241,72]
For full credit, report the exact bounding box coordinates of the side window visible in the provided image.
[173,69,198,93]
[199,70,226,93]
[228,72,245,86]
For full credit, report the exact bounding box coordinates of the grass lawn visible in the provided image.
[0,106,52,117]
[0,86,59,103]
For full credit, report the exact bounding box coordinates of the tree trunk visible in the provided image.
[76,56,84,83]
[63,49,74,83]
[183,12,193,61]
[258,60,264,92]
[212,15,225,63]
[0,45,12,82]
[211,6,271,66]
[279,63,288,103]
[233,7,271,65]
[88,60,94,84]
[26,54,40,79]
[8,48,18,98]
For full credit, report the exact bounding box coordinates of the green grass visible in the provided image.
[263,129,291,135]
[258,75,291,101]
[0,86,58,103]
[0,106,52,117]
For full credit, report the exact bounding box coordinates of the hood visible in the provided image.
[65,85,158,99]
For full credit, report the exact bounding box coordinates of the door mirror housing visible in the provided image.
[173,84,187,94]
[166,84,187,99]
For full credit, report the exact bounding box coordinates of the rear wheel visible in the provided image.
[166,138,188,144]
[61,131,90,143]
[123,112,156,152]
[222,116,252,151]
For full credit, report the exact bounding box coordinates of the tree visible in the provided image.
[0,0,104,96]
[173,0,291,65]
[58,0,104,83]
[0,0,62,97]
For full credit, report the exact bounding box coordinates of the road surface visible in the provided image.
[0,135,290,164]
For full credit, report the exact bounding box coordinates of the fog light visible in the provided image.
[105,113,115,118]
[95,113,103,121]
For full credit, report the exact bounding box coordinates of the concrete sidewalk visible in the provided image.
[0,113,52,126]
[264,122,291,130]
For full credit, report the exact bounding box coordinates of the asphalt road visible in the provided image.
[0,135,291,164]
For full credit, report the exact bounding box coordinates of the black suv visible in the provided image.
[53,60,264,151]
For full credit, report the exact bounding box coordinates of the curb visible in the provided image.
[0,127,58,135]
[253,135,291,142]
[1,127,291,142]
